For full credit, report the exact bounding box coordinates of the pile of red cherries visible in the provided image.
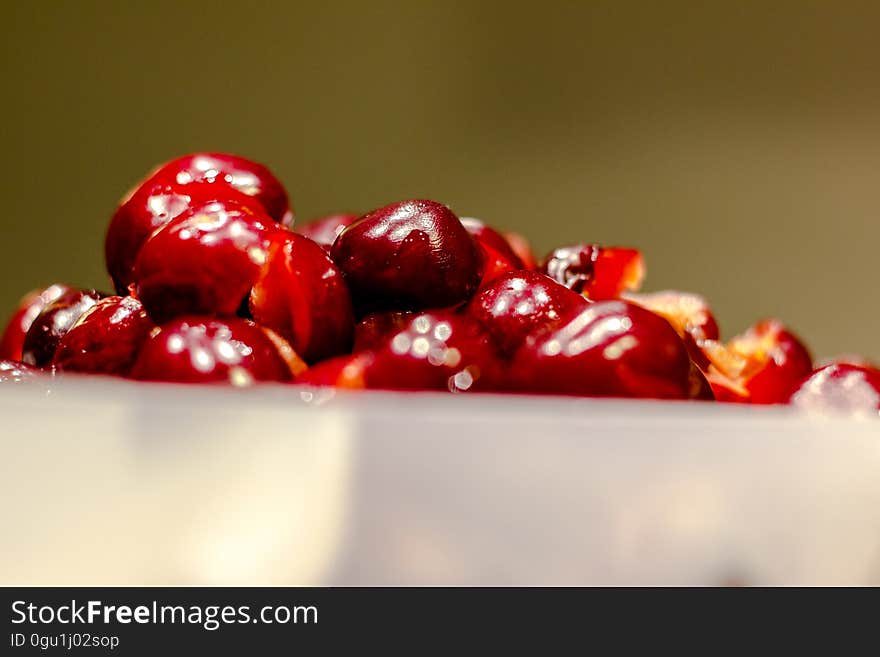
[1,152,877,415]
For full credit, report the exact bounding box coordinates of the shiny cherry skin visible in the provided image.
[465,270,588,357]
[504,231,538,270]
[131,317,305,384]
[0,283,71,361]
[53,296,154,375]
[106,180,266,295]
[0,360,42,383]
[353,311,416,352]
[295,352,377,388]
[133,200,284,324]
[541,244,644,301]
[703,319,813,404]
[351,312,504,392]
[21,289,105,367]
[509,301,694,399]
[330,200,483,313]
[295,213,359,250]
[789,362,880,416]
[624,290,720,370]
[249,234,354,364]
[460,217,524,287]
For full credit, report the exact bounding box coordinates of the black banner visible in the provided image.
[0,587,872,653]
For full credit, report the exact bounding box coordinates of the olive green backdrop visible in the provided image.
[2,1,878,360]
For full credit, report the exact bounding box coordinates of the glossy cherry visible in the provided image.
[295,213,359,250]
[789,362,880,416]
[460,217,524,287]
[504,231,538,270]
[541,244,644,300]
[249,234,354,364]
[0,284,71,361]
[133,200,284,324]
[353,311,416,352]
[330,200,483,313]
[53,296,154,375]
[106,180,266,295]
[341,312,504,392]
[21,289,105,367]
[509,301,694,399]
[0,360,42,383]
[465,270,588,356]
[295,352,377,388]
[131,317,305,384]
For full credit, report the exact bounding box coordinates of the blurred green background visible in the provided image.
[2,1,878,360]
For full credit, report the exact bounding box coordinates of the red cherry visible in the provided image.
[509,301,693,399]
[460,217,524,287]
[541,244,645,300]
[0,360,42,383]
[353,311,416,352]
[295,213,358,250]
[465,270,588,356]
[789,362,880,416]
[106,181,266,295]
[703,319,813,404]
[503,231,538,270]
[0,283,71,361]
[624,290,720,369]
[330,200,483,313]
[249,234,354,364]
[133,200,284,324]
[295,352,376,388]
[131,317,305,384]
[53,296,154,375]
[21,289,105,367]
[339,312,504,392]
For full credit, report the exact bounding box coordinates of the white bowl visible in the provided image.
[2,376,879,585]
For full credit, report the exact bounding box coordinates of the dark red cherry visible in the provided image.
[353,311,416,352]
[465,270,588,357]
[106,181,266,295]
[147,152,291,225]
[0,360,42,383]
[541,244,644,300]
[789,362,880,416]
[504,231,538,270]
[21,289,105,367]
[133,200,284,324]
[131,317,305,384]
[363,312,504,392]
[53,296,154,375]
[0,283,71,361]
[460,217,524,287]
[702,319,813,404]
[509,301,693,399]
[249,234,354,364]
[295,213,358,250]
[330,200,483,313]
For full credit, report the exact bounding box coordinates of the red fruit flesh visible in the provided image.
[53,296,154,375]
[330,200,483,313]
[364,312,504,392]
[0,360,42,383]
[541,244,645,300]
[504,231,538,270]
[789,363,880,416]
[703,319,813,404]
[147,153,291,225]
[133,200,284,324]
[0,284,71,361]
[465,270,588,357]
[460,218,525,287]
[295,213,358,250]
[249,234,354,364]
[106,181,266,295]
[509,301,693,399]
[131,317,305,384]
[624,290,720,369]
[353,311,416,352]
[21,289,105,367]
